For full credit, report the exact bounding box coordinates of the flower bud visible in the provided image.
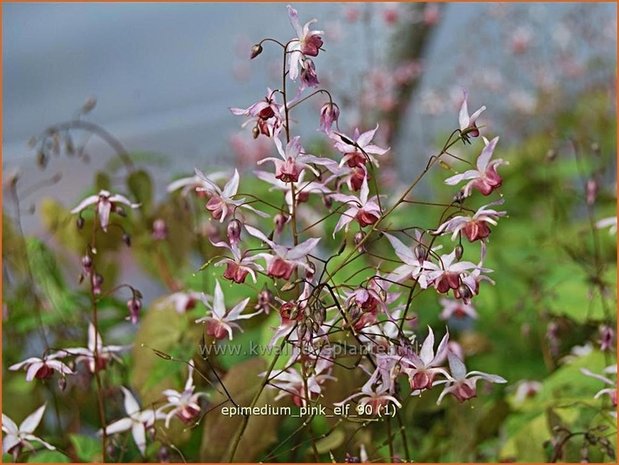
[454,245,464,260]
[227,219,242,245]
[274,213,288,235]
[586,178,598,206]
[305,262,316,280]
[76,216,85,230]
[250,43,263,59]
[127,296,142,324]
[122,233,131,247]
[252,125,261,139]
[114,205,126,217]
[91,273,104,295]
[152,218,168,240]
[255,287,273,313]
[354,231,366,252]
[319,102,340,133]
[81,255,93,273]
[414,244,427,261]
[58,376,67,391]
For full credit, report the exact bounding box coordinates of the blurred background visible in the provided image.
[4,3,616,225]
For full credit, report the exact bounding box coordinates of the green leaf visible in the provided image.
[315,428,346,454]
[69,434,102,462]
[27,450,70,463]
[127,169,153,212]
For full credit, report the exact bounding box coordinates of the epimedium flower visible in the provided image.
[331,177,381,236]
[434,200,507,242]
[211,239,264,284]
[258,136,331,183]
[230,88,283,138]
[2,404,55,457]
[319,102,340,134]
[166,170,228,197]
[335,379,402,415]
[383,232,437,283]
[299,57,320,91]
[255,170,331,216]
[57,322,128,373]
[194,168,266,222]
[157,290,210,314]
[9,355,73,382]
[436,352,506,404]
[195,280,258,340]
[70,189,140,233]
[245,224,320,280]
[99,387,165,457]
[444,137,507,197]
[422,249,485,294]
[458,90,486,138]
[399,326,450,393]
[158,361,208,427]
[331,125,390,168]
[287,5,324,81]
[439,298,478,320]
[596,216,617,235]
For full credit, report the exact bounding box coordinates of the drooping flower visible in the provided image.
[445,137,507,197]
[158,291,210,314]
[255,170,331,215]
[57,323,128,373]
[422,249,484,294]
[299,58,320,91]
[70,190,140,232]
[383,231,440,283]
[9,355,73,382]
[99,387,165,456]
[195,280,257,340]
[158,362,208,427]
[258,136,331,183]
[331,125,389,168]
[194,168,266,222]
[434,201,507,242]
[287,5,324,80]
[246,225,320,280]
[2,404,55,456]
[331,177,381,236]
[458,91,486,137]
[211,239,264,284]
[436,352,506,404]
[513,380,542,403]
[439,298,478,320]
[230,89,283,137]
[400,327,450,392]
[335,379,402,415]
[319,102,340,133]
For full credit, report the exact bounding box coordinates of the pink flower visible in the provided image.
[439,298,478,320]
[299,58,320,91]
[513,380,542,403]
[159,291,209,314]
[194,168,266,222]
[58,323,128,373]
[458,91,486,138]
[287,5,324,80]
[434,201,506,242]
[400,327,450,392]
[436,352,506,404]
[246,225,320,280]
[422,249,484,294]
[158,362,207,427]
[99,387,165,456]
[211,239,263,284]
[444,137,507,197]
[230,89,283,137]
[70,190,140,232]
[258,136,331,183]
[331,177,381,236]
[167,170,228,197]
[335,380,402,415]
[331,125,389,168]
[319,102,340,133]
[9,355,73,382]
[195,280,258,340]
[383,232,431,283]
[267,365,333,407]
[2,404,55,456]
[255,171,331,215]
